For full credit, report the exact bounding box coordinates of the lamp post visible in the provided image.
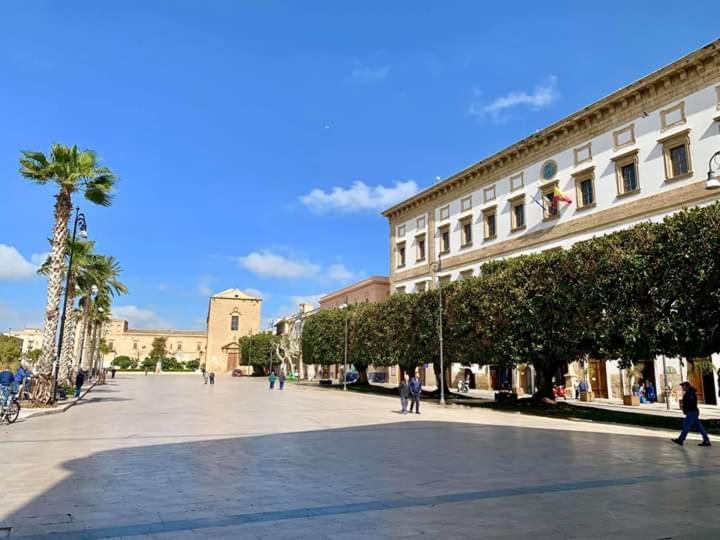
[51,208,87,402]
[340,296,349,392]
[704,150,720,190]
[430,254,445,405]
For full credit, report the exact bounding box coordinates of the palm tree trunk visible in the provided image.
[76,311,88,369]
[39,188,72,373]
[82,320,94,370]
[59,306,78,383]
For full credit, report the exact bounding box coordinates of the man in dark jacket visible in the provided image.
[409,372,422,414]
[75,370,85,398]
[673,382,711,447]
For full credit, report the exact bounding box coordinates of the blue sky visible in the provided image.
[1,1,718,331]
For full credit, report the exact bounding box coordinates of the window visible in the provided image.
[612,150,640,197]
[396,242,406,268]
[395,286,406,294]
[177,343,182,351]
[397,224,406,238]
[439,205,450,220]
[573,167,595,210]
[438,275,451,287]
[483,185,496,203]
[460,216,473,247]
[230,315,239,331]
[416,216,426,230]
[438,225,450,254]
[197,342,202,351]
[613,125,635,150]
[509,172,524,192]
[660,130,692,181]
[482,206,497,240]
[660,102,686,131]
[573,143,592,166]
[416,281,427,293]
[716,85,720,109]
[540,182,560,220]
[415,234,426,262]
[508,195,525,231]
[461,195,472,212]
[460,269,474,280]
[108,341,114,351]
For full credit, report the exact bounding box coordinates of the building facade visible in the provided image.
[318,276,390,309]
[204,288,261,374]
[383,40,720,403]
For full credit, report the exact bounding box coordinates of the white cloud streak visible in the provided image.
[470,75,559,120]
[112,305,171,329]
[0,244,44,281]
[236,252,321,279]
[300,180,419,214]
[350,64,391,83]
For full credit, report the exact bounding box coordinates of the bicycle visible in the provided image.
[0,390,20,424]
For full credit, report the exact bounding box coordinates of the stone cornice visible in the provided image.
[383,40,720,220]
[320,275,390,303]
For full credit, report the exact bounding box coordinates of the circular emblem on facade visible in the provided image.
[541,160,558,181]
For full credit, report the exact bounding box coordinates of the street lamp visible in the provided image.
[339,296,349,392]
[704,150,720,190]
[430,253,445,405]
[52,208,87,402]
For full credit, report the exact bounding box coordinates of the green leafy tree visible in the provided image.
[239,333,281,374]
[20,144,117,373]
[301,309,345,377]
[161,357,181,370]
[141,357,156,370]
[27,349,42,364]
[112,355,133,369]
[185,359,200,371]
[0,335,22,370]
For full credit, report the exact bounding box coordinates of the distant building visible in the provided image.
[7,287,262,374]
[319,276,390,309]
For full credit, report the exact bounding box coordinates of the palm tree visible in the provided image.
[20,144,117,373]
[76,256,127,373]
[38,239,96,382]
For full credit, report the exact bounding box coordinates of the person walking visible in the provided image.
[269,371,276,390]
[399,375,410,414]
[279,370,286,390]
[673,381,711,447]
[111,366,116,379]
[409,372,422,414]
[209,372,215,385]
[203,369,208,385]
[75,369,85,399]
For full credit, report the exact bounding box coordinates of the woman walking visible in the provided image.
[269,371,276,390]
[399,375,410,414]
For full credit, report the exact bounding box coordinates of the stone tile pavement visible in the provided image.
[1,373,718,539]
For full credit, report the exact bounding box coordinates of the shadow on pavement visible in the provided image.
[3,422,720,539]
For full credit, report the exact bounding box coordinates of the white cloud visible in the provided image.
[197,274,213,297]
[327,264,355,281]
[236,252,321,279]
[111,305,171,329]
[350,64,391,83]
[243,288,267,300]
[470,75,559,121]
[0,244,43,281]
[300,180,419,213]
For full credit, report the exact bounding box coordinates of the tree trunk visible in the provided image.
[82,320,94,370]
[532,365,556,401]
[59,298,78,384]
[432,361,450,396]
[356,367,369,384]
[39,189,72,373]
[76,312,88,369]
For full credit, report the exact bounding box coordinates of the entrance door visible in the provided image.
[702,370,717,405]
[227,352,238,371]
[589,360,609,398]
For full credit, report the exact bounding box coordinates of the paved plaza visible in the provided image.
[1,375,719,539]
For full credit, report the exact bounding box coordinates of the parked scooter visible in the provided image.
[457,379,470,393]
[553,384,567,400]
